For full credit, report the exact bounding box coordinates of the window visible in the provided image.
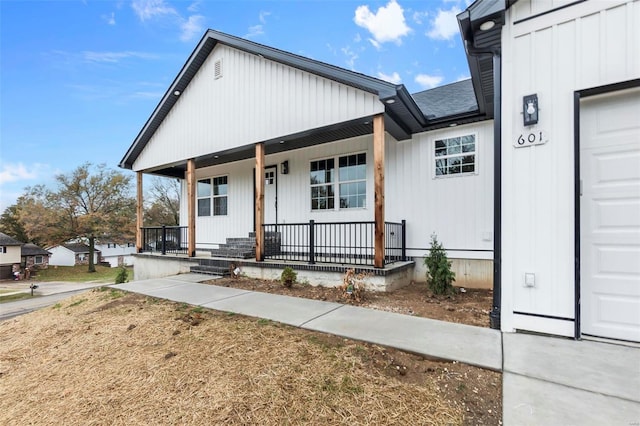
[434,134,476,176]
[1,247,6,253]
[310,153,366,211]
[35,255,43,264]
[339,153,366,208]
[310,159,334,210]
[198,176,228,216]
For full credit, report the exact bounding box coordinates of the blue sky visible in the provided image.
[0,0,471,212]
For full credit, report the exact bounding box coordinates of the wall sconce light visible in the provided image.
[523,94,538,126]
[280,160,289,175]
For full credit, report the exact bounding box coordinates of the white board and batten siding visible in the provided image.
[185,121,495,288]
[386,121,494,262]
[501,0,640,337]
[134,44,384,172]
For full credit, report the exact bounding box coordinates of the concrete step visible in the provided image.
[209,248,255,259]
[189,265,230,276]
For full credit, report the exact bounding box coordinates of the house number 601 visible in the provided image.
[514,130,548,148]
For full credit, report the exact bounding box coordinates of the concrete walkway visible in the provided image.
[112,274,640,425]
[113,273,502,371]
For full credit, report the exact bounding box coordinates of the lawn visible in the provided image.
[0,289,472,425]
[34,265,131,283]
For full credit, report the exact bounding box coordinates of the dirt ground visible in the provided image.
[208,276,494,328]
[1,283,501,425]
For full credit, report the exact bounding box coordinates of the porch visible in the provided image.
[136,220,413,291]
[139,219,406,267]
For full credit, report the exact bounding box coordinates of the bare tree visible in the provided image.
[145,176,180,226]
[19,163,135,272]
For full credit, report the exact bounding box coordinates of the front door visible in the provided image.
[580,86,640,342]
[264,166,277,225]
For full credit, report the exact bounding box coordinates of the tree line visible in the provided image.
[0,163,180,272]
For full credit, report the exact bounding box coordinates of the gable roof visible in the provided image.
[61,243,97,254]
[120,30,429,172]
[120,29,493,175]
[21,243,51,257]
[0,232,22,246]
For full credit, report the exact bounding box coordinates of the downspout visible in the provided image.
[465,42,502,330]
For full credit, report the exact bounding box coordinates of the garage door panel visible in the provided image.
[587,197,640,231]
[592,149,640,186]
[581,86,640,342]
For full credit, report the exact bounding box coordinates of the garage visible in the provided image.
[580,86,640,342]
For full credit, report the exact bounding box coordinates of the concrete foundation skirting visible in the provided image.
[132,254,194,281]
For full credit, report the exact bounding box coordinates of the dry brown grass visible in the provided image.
[0,289,463,425]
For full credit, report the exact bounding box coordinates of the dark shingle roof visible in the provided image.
[21,243,51,257]
[0,232,22,246]
[63,243,92,254]
[411,79,478,120]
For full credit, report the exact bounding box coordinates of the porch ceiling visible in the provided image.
[148,116,379,178]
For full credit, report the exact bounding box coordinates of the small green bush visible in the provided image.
[280,267,297,288]
[114,267,128,284]
[424,233,455,295]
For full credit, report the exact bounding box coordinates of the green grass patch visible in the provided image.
[35,265,133,283]
[190,306,205,314]
[52,303,62,309]
[68,298,88,307]
[0,289,17,295]
[0,292,38,303]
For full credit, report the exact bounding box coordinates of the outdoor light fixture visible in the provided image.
[479,20,495,31]
[281,160,289,175]
[173,90,181,96]
[385,98,396,104]
[523,94,539,126]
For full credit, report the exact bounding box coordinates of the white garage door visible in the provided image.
[580,87,640,342]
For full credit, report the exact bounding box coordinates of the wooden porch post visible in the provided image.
[373,114,385,268]
[255,143,265,261]
[136,172,143,253]
[187,159,196,257]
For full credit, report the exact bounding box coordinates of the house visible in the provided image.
[0,232,22,280]
[120,0,639,345]
[20,243,51,271]
[47,244,101,267]
[94,242,136,268]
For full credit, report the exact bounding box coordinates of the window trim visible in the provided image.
[433,132,479,178]
[310,151,367,212]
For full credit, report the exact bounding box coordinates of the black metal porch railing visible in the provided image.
[140,226,188,255]
[263,220,406,266]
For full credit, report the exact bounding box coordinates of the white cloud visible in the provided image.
[412,10,428,25]
[245,25,264,38]
[354,0,411,46]
[377,71,402,84]
[259,11,271,24]
[82,51,158,63]
[426,6,461,40]
[341,46,358,70]
[415,73,444,89]
[187,1,201,12]
[456,74,470,82]
[102,12,116,25]
[0,163,39,185]
[131,0,177,22]
[245,11,270,39]
[180,14,204,41]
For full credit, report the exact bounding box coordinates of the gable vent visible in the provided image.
[214,59,223,79]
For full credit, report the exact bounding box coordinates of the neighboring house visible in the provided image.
[120,0,639,346]
[20,243,51,270]
[0,232,22,280]
[95,242,136,268]
[48,244,101,267]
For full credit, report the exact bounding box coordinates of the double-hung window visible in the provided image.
[310,159,335,210]
[434,134,476,176]
[197,176,228,216]
[310,153,366,210]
